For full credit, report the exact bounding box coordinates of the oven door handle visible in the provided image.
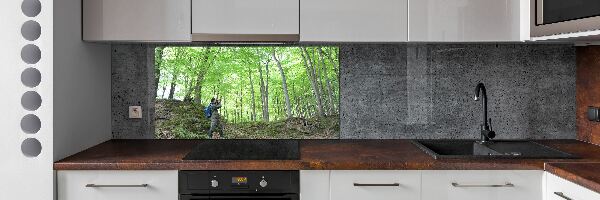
[180,194,298,200]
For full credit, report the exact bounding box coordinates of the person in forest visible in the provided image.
[207,97,223,139]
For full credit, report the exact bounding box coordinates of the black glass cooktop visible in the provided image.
[183,140,300,160]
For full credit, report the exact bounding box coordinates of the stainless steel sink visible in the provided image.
[411,140,577,159]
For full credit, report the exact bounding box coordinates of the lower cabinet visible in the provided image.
[300,171,331,200]
[300,170,545,200]
[57,170,178,200]
[330,170,421,200]
[546,172,600,200]
[421,170,543,200]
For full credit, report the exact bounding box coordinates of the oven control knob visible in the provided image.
[259,179,268,188]
[210,179,219,188]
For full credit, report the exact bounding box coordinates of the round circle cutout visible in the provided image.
[21,114,41,134]
[21,91,42,111]
[21,138,42,157]
[21,44,41,64]
[21,0,41,17]
[21,68,41,88]
[21,20,41,41]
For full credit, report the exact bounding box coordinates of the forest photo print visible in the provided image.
[154,46,340,139]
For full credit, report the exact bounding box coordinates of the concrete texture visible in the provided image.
[340,44,576,139]
[112,44,156,139]
[112,44,576,139]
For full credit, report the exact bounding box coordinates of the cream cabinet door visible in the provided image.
[422,170,543,200]
[83,0,191,41]
[192,0,299,41]
[57,170,178,200]
[329,170,420,200]
[300,170,330,200]
[300,0,408,42]
[409,0,529,42]
[546,172,600,200]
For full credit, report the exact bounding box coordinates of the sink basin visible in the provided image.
[411,140,577,159]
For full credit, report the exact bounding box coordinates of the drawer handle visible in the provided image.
[85,184,149,188]
[554,192,573,200]
[353,183,400,187]
[451,182,514,188]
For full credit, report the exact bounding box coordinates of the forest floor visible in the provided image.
[155,99,339,139]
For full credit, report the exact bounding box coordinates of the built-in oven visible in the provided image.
[179,171,299,200]
[532,0,600,37]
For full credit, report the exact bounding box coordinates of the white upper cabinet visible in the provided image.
[191,0,300,41]
[83,0,191,42]
[300,0,408,42]
[408,0,530,42]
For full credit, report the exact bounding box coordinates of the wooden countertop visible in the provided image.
[54,139,600,193]
[545,162,600,194]
[54,139,600,170]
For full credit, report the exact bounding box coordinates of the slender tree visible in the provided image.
[154,47,164,99]
[301,47,324,117]
[272,48,292,119]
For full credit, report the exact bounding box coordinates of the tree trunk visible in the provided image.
[272,48,292,119]
[168,73,177,99]
[322,47,340,78]
[258,62,269,122]
[154,47,164,99]
[318,48,335,115]
[194,48,212,104]
[265,60,270,121]
[301,47,324,117]
[248,67,257,121]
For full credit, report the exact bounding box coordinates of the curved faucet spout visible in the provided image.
[474,83,494,142]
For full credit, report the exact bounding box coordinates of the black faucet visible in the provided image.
[474,83,495,143]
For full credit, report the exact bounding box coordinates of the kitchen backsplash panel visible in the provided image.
[112,44,576,139]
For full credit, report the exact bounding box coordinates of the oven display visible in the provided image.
[232,177,248,185]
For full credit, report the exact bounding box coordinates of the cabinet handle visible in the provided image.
[85,184,149,188]
[451,182,514,188]
[554,192,573,200]
[353,183,400,187]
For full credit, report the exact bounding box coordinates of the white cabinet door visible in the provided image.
[82,0,191,42]
[422,170,543,200]
[300,0,408,42]
[192,0,299,41]
[546,172,600,200]
[409,0,529,42]
[57,170,178,200]
[300,170,330,200]
[330,170,420,200]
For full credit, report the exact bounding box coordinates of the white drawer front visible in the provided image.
[300,170,330,200]
[546,172,600,200]
[330,170,420,200]
[422,170,543,200]
[57,170,178,200]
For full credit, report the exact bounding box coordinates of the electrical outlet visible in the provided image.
[129,106,142,119]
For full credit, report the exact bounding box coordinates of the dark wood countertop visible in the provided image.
[55,139,600,171]
[54,139,600,193]
[545,162,600,194]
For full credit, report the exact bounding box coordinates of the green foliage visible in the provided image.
[154,46,340,139]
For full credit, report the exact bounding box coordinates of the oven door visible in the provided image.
[180,194,299,200]
[533,0,600,37]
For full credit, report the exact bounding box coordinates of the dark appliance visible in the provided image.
[533,0,600,37]
[179,170,299,200]
[183,140,300,160]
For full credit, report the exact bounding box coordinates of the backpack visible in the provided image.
[204,105,212,118]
